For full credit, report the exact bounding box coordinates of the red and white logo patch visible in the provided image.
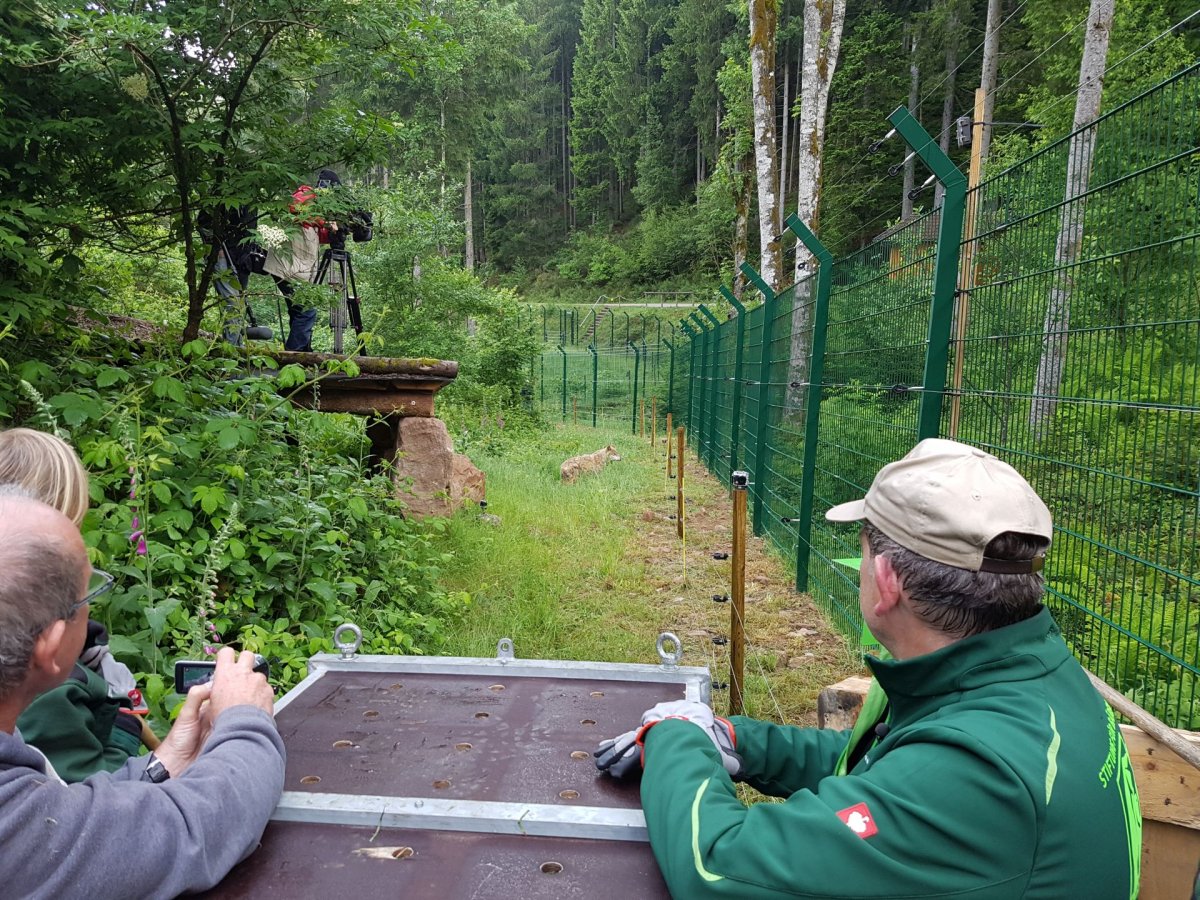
[836,802,878,839]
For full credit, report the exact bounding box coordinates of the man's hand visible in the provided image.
[593,728,642,779]
[153,648,274,778]
[152,681,214,777]
[595,699,742,780]
[207,648,275,720]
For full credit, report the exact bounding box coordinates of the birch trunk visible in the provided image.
[978,0,1003,165]
[1028,0,1114,437]
[792,0,846,282]
[902,28,919,221]
[786,0,846,417]
[779,57,790,216]
[464,155,475,273]
[749,0,781,290]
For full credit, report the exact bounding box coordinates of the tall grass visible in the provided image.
[437,420,859,725]
[440,423,674,664]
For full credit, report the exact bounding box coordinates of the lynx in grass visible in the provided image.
[560,445,621,483]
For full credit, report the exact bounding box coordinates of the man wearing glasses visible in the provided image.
[0,493,285,897]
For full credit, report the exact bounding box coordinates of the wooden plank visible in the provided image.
[1140,819,1200,900]
[1122,724,1200,828]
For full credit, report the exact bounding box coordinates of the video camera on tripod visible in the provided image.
[312,169,373,353]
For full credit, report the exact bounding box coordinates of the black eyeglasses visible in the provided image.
[67,568,114,619]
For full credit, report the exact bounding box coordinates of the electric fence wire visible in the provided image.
[1023,5,1200,126]
[916,0,1030,112]
[939,4,1200,180]
[822,0,1022,204]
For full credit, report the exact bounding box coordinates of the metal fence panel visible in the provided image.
[951,63,1200,726]
[532,64,1200,729]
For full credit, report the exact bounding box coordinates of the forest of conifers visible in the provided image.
[1,1,1198,724]
[4,0,1198,319]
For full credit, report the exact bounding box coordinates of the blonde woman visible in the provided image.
[0,427,90,527]
[0,427,147,780]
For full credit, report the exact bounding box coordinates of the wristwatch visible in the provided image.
[141,753,170,783]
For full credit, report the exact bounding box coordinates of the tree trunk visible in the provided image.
[1028,0,1114,438]
[785,0,846,415]
[464,155,475,273]
[779,56,790,216]
[902,28,919,221]
[749,0,781,290]
[792,0,846,282]
[934,8,958,210]
[978,0,1003,166]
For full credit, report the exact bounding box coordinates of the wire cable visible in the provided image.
[1026,6,1200,124]
[917,0,1030,110]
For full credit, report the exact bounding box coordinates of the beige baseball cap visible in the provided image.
[825,438,1052,573]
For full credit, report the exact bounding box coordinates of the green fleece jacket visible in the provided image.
[640,607,1141,899]
[17,664,142,782]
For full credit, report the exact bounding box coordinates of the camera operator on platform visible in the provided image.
[0,490,285,897]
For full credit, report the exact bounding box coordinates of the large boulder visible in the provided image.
[392,417,485,517]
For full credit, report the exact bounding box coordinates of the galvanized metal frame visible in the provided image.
[272,793,649,842]
[267,644,711,844]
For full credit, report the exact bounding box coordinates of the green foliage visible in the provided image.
[551,204,727,286]
[1,327,468,715]
[0,0,445,339]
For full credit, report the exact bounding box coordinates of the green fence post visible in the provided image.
[680,320,698,441]
[687,312,708,457]
[557,345,567,421]
[588,344,598,427]
[630,341,641,435]
[622,310,631,346]
[699,304,722,472]
[887,105,967,440]
[719,286,747,478]
[784,213,833,592]
[610,313,615,348]
[641,336,649,398]
[663,337,676,413]
[741,262,777,537]
[542,307,548,342]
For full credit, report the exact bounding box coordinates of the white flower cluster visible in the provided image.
[257,223,288,250]
[120,73,149,101]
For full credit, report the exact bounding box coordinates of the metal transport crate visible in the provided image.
[203,627,709,898]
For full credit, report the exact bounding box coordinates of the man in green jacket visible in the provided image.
[598,438,1141,899]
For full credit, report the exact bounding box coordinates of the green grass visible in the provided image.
[435,416,861,726]
[439,421,675,664]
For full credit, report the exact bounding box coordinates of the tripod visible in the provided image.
[314,245,364,354]
[213,241,273,345]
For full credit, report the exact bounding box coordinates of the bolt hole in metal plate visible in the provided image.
[275,672,687,807]
[198,823,670,898]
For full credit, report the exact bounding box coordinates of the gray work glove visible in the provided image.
[595,699,742,780]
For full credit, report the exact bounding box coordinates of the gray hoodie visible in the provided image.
[0,705,284,898]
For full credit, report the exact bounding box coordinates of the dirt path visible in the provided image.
[629,442,860,726]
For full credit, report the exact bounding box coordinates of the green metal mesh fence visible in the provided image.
[949,63,1200,726]
[806,211,943,642]
[533,64,1199,727]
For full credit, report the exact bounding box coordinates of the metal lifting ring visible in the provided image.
[333,623,363,659]
[496,638,515,662]
[656,632,683,668]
